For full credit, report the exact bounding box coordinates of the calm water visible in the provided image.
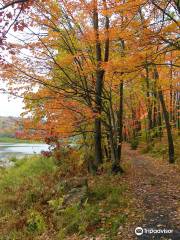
[0,143,49,167]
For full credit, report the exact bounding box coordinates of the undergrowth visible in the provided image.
[140,131,180,164]
[0,155,132,240]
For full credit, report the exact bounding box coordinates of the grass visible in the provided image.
[0,136,42,143]
[0,154,133,240]
[87,176,129,238]
[0,156,57,191]
[0,155,58,239]
[140,131,180,164]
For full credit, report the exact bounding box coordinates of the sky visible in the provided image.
[0,92,24,117]
[0,7,38,118]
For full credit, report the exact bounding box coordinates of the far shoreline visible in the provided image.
[0,137,43,144]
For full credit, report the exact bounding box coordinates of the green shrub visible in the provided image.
[27,210,46,234]
[91,182,126,202]
[107,214,127,237]
[130,138,139,150]
[151,145,167,156]
[9,156,18,163]
[107,188,124,207]
[91,184,112,201]
[48,197,64,210]
[56,203,100,235]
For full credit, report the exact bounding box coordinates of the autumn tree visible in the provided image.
[0,0,179,169]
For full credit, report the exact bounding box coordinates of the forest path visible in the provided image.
[122,144,180,240]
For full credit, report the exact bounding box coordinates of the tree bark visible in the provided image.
[94,70,104,166]
[93,0,110,169]
[158,89,175,163]
[145,65,153,131]
[176,91,180,135]
[93,0,104,168]
[117,82,124,162]
[154,68,175,163]
[112,80,124,174]
[111,38,125,173]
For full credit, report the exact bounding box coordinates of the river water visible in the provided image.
[0,143,49,167]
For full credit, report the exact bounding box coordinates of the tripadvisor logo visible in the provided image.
[135,227,173,236]
[135,227,143,236]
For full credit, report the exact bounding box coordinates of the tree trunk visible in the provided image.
[112,80,124,174]
[154,68,175,163]
[176,91,180,135]
[117,82,124,162]
[106,133,111,161]
[93,0,104,168]
[94,71,104,167]
[157,99,163,140]
[158,89,175,163]
[93,0,110,169]
[145,66,153,131]
[111,39,125,174]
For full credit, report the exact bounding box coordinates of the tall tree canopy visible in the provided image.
[0,0,179,171]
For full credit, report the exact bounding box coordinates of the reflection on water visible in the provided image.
[0,143,49,167]
[1,143,49,154]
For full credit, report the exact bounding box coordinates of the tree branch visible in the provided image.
[0,0,28,10]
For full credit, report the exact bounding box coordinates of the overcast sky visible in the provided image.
[0,92,24,117]
[0,13,45,118]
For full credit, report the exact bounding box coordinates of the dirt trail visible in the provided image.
[122,145,180,240]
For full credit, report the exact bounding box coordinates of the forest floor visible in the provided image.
[0,143,180,239]
[121,144,180,240]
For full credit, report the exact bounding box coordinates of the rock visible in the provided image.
[0,158,14,168]
[118,226,123,231]
[61,177,88,191]
[59,177,88,209]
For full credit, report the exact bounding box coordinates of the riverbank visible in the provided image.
[0,142,49,168]
[0,151,139,240]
